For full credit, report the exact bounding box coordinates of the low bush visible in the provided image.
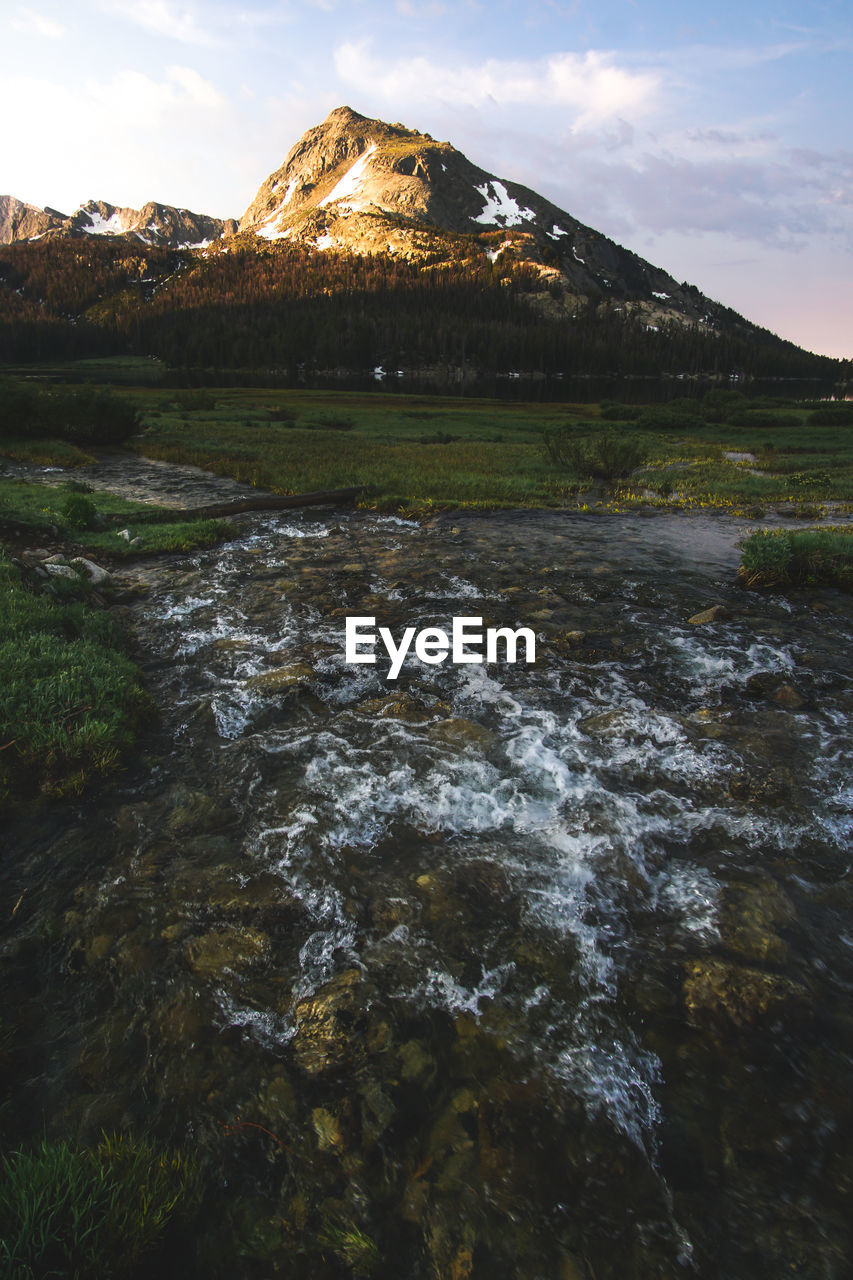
[599,401,642,422]
[60,492,98,530]
[544,429,646,480]
[0,552,152,810]
[726,408,802,428]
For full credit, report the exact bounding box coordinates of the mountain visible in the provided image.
[235,106,713,333]
[0,194,235,248]
[0,195,66,243]
[0,107,841,383]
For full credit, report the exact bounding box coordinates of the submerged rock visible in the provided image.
[358,692,440,723]
[688,605,732,625]
[683,958,811,1031]
[719,879,796,965]
[428,717,496,751]
[246,662,314,693]
[186,926,269,979]
[290,969,367,1077]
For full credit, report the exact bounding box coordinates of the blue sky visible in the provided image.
[3,0,851,357]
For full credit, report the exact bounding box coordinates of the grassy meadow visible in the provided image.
[109,386,853,516]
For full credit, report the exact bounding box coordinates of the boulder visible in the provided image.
[43,563,78,580]
[70,557,112,586]
[688,605,732,625]
[290,969,366,1076]
[246,662,314,693]
[683,958,811,1031]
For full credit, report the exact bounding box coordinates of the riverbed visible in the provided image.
[2,462,852,1278]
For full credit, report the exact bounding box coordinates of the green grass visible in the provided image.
[738,526,853,590]
[124,387,853,512]
[0,479,232,556]
[0,551,153,811]
[0,1133,201,1279]
[0,438,95,467]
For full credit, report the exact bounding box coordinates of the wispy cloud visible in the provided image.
[334,40,660,127]
[100,0,218,46]
[11,6,65,38]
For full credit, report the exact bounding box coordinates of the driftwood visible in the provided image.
[104,485,371,524]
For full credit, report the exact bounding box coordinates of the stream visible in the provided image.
[2,458,852,1277]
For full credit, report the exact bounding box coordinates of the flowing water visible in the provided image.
[2,464,852,1277]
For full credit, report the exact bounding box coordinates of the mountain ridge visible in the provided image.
[0,106,840,374]
[0,106,762,341]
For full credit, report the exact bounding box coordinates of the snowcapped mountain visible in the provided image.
[0,195,235,248]
[0,106,781,337]
[235,106,718,330]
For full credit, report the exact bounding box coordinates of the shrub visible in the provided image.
[60,492,98,529]
[599,401,642,422]
[726,408,801,428]
[0,381,140,445]
[636,406,705,432]
[544,429,646,480]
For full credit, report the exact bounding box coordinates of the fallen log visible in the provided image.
[103,485,372,523]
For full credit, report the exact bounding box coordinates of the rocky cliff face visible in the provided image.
[0,194,235,248]
[235,106,720,330]
[0,195,66,243]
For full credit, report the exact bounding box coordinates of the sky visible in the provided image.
[2,0,851,358]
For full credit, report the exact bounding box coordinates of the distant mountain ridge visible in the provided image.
[0,193,235,249]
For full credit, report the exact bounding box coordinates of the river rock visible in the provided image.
[683,958,811,1031]
[358,692,438,723]
[719,879,796,965]
[186,925,269,978]
[773,682,806,710]
[312,1106,347,1153]
[289,969,367,1076]
[43,562,78,580]
[246,662,314,693]
[688,605,732,625]
[70,557,112,586]
[428,717,496,751]
[743,671,781,699]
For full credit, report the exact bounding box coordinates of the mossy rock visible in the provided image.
[290,969,367,1077]
[186,926,269,978]
[246,662,315,693]
[427,717,496,751]
[683,958,811,1031]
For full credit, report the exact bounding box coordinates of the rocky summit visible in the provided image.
[237,106,709,329]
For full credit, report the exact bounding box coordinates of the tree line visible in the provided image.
[0,238,843,384]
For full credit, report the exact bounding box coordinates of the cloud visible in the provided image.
[10,6,65,38]
[5,65,230,212]
[334,40,660,127]
[100,0,218,46]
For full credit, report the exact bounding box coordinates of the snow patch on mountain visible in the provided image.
[81,208,131,235]
[473,180,535,227]
[319,143,377,209]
